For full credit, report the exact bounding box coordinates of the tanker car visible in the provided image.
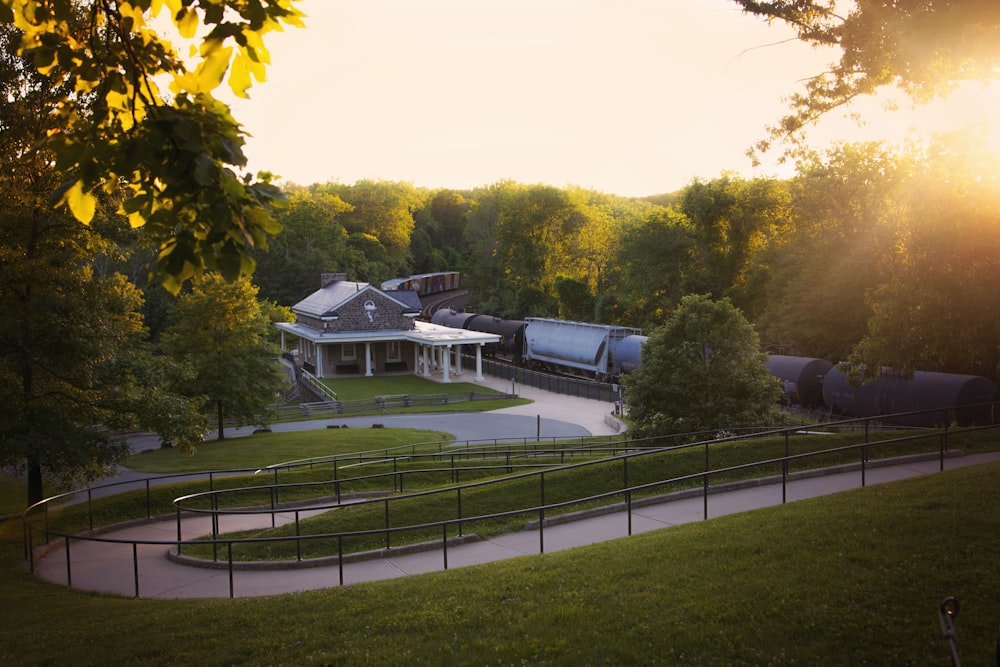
[430,310,641,380]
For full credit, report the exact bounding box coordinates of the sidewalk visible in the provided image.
[32,450,1000,599]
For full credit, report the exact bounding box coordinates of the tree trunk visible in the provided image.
[217,399,225,440]
[27,457,43,507]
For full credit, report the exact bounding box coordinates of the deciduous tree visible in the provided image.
[161,273,286,439]
[624,294,781,436]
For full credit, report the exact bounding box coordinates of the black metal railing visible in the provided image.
[471,356,621,402]
[21,404,1000,598]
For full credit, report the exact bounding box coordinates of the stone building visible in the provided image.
[276,273,499,382]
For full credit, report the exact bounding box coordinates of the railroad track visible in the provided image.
[420,289,468,320]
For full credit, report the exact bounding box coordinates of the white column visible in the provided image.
[413,344,420,376]
[455,344,463,376]
[442,345,452,383]
[475,343,484,381]
[422,345,431,377]
[316,344,325,379]
[364,342,373,377]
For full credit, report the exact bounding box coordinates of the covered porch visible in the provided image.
[276,320,500,383]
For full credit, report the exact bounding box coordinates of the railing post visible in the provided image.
[443,524,449,570]
[87,488,94,531]
[456,488,463,537]
[703,442,710,520]
[145,479,152,519]
[211,494,219,562]
[384,499,391,550]
[782,431,789,504]
[64,536,72,588]
[623,456,630,531]
[176,507,183,556]
[861,443,867,487]
[338,535,344,586]
[295,510,302,561]
[538,472,545,554]
[940,417,949,471]
[228,542,235,598]
[133,543,140,598]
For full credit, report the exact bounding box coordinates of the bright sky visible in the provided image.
[220,0,1000,197]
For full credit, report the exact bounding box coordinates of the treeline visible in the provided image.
[254,131,1000,382]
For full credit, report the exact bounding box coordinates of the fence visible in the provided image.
[471,356,621,403]
[21,404,1000,598]
[268,390,515,422]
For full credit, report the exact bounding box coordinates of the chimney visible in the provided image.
[321,273,347,288]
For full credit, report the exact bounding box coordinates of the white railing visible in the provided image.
[300,370,338,401]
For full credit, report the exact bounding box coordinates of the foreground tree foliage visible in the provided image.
[0,20,203,505]
[625,295,781,437]
[735,0,1000,158]
[161,274,287,440]
[0,0,304,292]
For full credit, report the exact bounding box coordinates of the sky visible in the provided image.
[217,0,1000,198]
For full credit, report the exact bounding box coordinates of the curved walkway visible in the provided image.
[33,450,1000,599]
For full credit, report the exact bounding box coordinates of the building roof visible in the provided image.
[291,281,421,318]
[276,319,500,347]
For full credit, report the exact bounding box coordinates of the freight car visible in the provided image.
[431,307,997,425]
[766,355,834,408]
[615,335,648,374]
[381,271,461,297]
[821,365,998,427]
[430,311,526,362]
[523,317,641,380]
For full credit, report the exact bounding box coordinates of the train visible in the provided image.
[381,271,461,297]
[432,310,998,427]
[431,310,646,381]
[387,271,998,427]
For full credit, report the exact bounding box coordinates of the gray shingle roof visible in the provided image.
[292,280,371,318]
[292,281,423,318]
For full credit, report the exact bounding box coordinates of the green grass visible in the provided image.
[320,376,499,401]
[272,375,532,420]
[124,427,453,473]
[152,427,1000,561]
[2,461,999,664]
[0,472,26,517]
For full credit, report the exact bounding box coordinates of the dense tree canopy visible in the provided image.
[846,129,1000,381]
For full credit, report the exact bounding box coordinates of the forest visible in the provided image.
[249,131,1000,385]
[4,0,1000,502]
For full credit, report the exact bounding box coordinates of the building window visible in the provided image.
[342,344,356,361]
[387,341,401,362]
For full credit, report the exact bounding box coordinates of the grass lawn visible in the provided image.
[124,427,453,473]
[0,472,25,517]
[320,376,501,401]
[1,461,998,664]
[272,375,531,420]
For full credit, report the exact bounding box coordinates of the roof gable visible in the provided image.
[292,280,370,318]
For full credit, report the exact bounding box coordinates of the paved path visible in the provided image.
[32,450,1000,599]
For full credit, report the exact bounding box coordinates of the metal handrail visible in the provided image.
[21,404,1000,598]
